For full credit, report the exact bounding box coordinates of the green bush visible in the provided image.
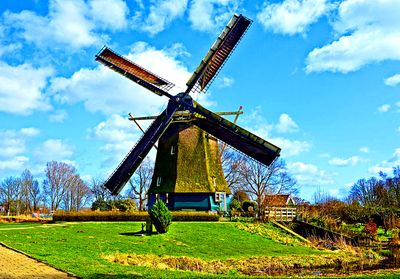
[53,211,149,222]
[53,210,220,222]
[91,198,110,211]
[149,200,172,233]
[172,211,219,221]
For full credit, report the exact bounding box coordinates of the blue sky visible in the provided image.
[0,0,399,201]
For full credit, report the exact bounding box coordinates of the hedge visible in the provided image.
[53,211,220,222]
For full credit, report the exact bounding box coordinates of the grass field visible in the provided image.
[0,222,399,278]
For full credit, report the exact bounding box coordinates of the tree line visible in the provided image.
[0,146,298,216]
[304,166,400,235]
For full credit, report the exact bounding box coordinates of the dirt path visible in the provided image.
[0,243,76,278]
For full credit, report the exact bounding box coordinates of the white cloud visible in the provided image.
[240,109,309,157]
[257,0,330,35]
[378,104,390,113]
[385,74,400,87]
[306,0,400,73]
[0,62,53,115]
[0,131,26,158]
[0,128,39,159]
[328,155,361,166]
[50,42,213,116]
[3,0,130,50]
[0,43,22,57]
[34,139,74,163]
[88,114,141,169]
[287,161,335,186]
[217,76,235,88]
[49,110,67,123]
[275,113,299,133]
[137,0,188,35]
[189,0,241,33]
[20,127,40,137]
[359,146,369,153]
[89,0,129,31]
[4,0,98,49]
[368,148,400,175]
[0,156,29,171]
[270,137,311,157]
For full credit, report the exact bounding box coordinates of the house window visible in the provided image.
[170,145,176,155]
[156,177,162,187]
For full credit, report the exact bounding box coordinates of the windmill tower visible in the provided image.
[95,14,281,211]
[129,107,243,211]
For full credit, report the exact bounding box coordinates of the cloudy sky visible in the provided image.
[0,0,399,201]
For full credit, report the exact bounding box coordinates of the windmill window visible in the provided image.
[170,145,176,155]
[156,177,162,187]
[215,192,223,203]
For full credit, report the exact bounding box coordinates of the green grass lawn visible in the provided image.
[0,221,323,278]
[0,221,399,278]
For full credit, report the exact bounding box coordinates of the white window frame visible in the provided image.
[170,145,176,155]
[156,176,162,187]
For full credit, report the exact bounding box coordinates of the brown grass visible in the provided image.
[104,252,382,276]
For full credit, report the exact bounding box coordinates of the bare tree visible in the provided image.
[62,174,91,211]
[20,169,38,214]
[89,178,111,201]
[29,180,41,212]
[44,161,90,211]
[128,158,153,211]
[239,158,297,216]
[0,177,21,216]
[220,147,246,192]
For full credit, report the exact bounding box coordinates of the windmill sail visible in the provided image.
[95,47,175,97]
[103,101,180,195]
[192,103,280,166]
[186,14,251,93]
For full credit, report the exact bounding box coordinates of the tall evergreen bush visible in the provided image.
[149,200,172,233]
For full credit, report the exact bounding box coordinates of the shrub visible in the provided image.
[229,199,241,211]
[53,211,149,222]
[172,212,219,221]
[53,210,220,222]
[91,198,110,211]
[149,200,172,233]
[113,199,136,212]
[242,200,257,212]
[364,219,378,241]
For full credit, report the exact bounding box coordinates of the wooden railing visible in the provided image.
[265,207,297,221]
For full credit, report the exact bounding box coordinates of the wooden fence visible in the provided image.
[265,207,297,221]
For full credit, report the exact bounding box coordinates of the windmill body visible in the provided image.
[95,14,281,211]
[148,120,231,211]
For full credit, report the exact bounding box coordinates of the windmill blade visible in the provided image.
[95,46,175,98]
[185,14,251,94]
[192,103,280,166]
[104,101,180,195]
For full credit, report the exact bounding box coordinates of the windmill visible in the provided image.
[95,14,281,210]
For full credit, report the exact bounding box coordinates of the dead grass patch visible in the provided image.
[103,252,382,276]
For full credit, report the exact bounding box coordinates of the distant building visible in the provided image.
[264,194,297,221]
[264,194,296,207]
